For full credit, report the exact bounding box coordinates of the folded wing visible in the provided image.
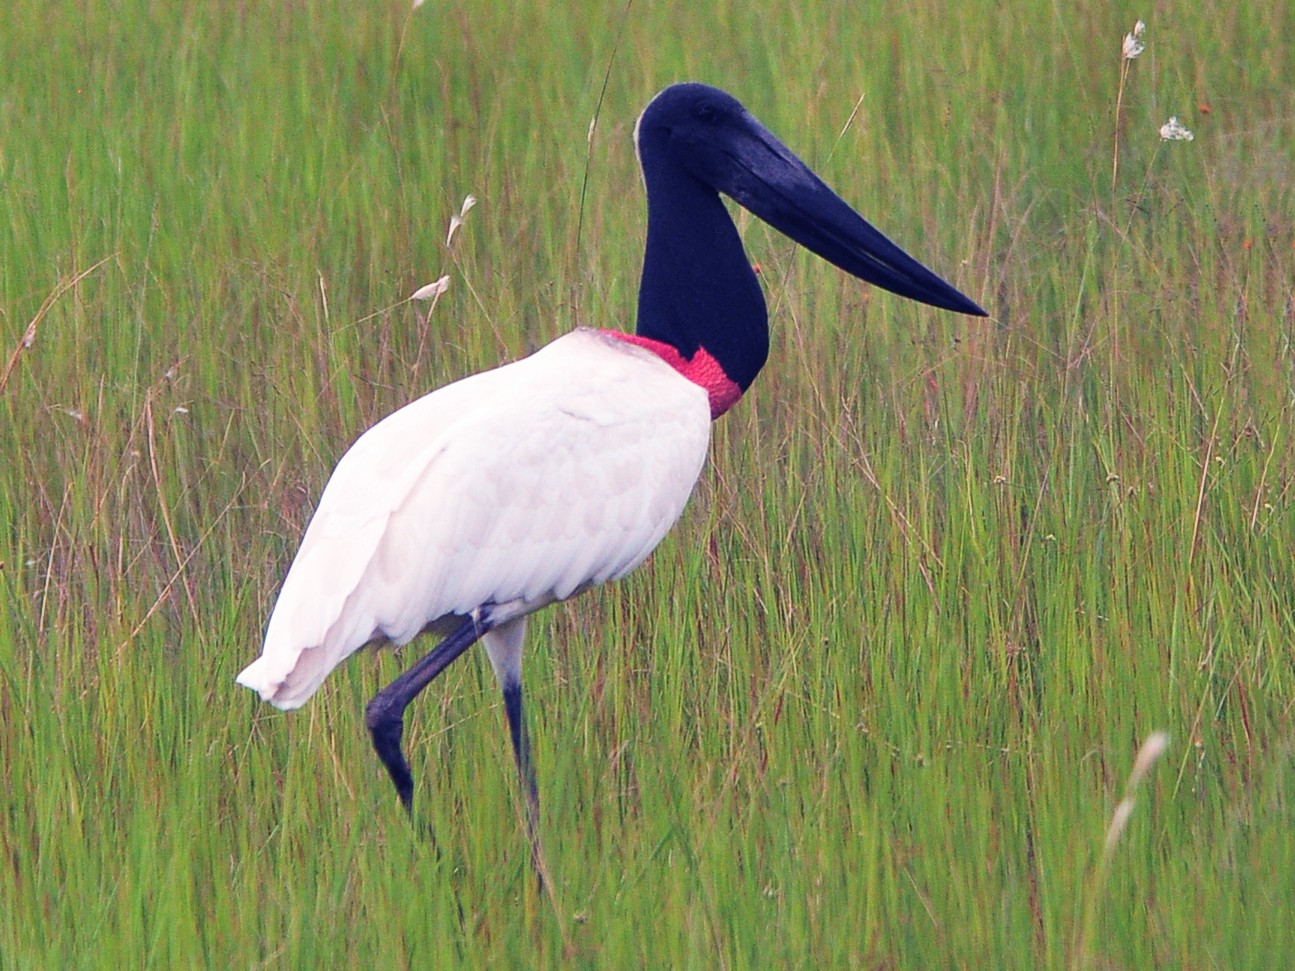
[236,330,712,709]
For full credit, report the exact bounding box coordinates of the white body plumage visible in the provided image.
[236,329,712,709]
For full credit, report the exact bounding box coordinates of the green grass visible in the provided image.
[2,0,1293,966]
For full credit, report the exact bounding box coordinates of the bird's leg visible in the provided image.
[502,679,542,872]
[365,614,490,811]
[482,618,546,889]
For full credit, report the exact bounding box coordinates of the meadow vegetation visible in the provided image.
[2,1,1292,966]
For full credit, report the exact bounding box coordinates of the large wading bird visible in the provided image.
[237,82,986,870]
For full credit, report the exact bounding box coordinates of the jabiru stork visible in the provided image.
[237,82,986,866]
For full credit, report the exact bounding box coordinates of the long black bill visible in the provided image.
[723,118,987,317]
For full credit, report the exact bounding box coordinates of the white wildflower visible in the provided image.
[1159,116,1194,141]
[1122,20,1146,60]
[409,276,451,302]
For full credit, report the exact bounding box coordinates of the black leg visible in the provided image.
[502,682,540,836]
[502,679,544,888]
[365,615,490,811]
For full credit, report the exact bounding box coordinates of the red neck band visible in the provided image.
[600,331,742,419]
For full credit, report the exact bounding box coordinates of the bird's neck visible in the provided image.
[597,331,741,419]
[633,162,769,411]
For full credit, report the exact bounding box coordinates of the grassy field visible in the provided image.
[2,0,1293,966]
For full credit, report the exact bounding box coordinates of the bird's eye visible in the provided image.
[695,102,718,124]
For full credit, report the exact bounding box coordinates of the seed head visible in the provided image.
[446,194,478,246]
[1122,20,1146,60]
[410,276,451,302]
[1129,730,1171,787]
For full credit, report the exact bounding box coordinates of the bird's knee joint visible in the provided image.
[365,694,400,734]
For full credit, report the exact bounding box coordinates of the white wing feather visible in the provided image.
[236,330,711,709]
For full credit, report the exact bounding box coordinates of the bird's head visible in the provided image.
[635,82,986,317]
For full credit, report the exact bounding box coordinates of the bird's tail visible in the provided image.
[235,647,333,711]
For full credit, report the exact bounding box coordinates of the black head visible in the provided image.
[636,82,987,318]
